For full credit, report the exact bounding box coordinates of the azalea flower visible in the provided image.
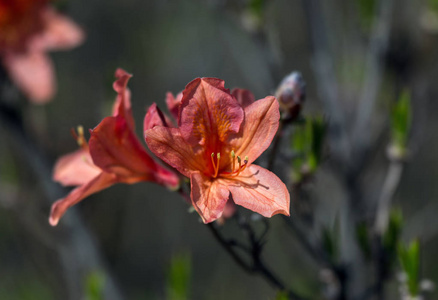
[145,78,290,223]
[0,0,84,103]
[49,69,180,226]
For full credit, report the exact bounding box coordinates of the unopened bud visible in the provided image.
[275,71,306,120]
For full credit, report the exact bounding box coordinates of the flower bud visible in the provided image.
[275,72,306,120]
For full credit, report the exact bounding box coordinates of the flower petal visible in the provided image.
[231,96,280,164]
[3,52,54,103]
[144,103,173,130]
[112,68,134,129]
[89,115,179,188]
[179,78,244,149]
[231,88,255,108]
[30,9,84,51]
[49,172,117,226]
[226,164,290,218]
[190,172,230,223]
[145,127,205,178]
[165,92,182,121]
[53,148,101,187]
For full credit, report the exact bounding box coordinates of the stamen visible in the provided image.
[211,152,221,178]
[235,156,244,176]
[214,153,220,178]
[71,125,88,149]
[211,153,216,170]
[231,150,235,173]
[221,154,249,178]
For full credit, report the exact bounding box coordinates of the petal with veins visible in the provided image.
[190,172,230,223]
[179,78,244,148]
[145,127,204,178]
[226,164,290,218]
[231,96,280,165]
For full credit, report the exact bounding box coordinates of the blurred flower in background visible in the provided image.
[0,0,84,103]
[49,69,180,226]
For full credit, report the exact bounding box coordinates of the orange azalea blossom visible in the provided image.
[0,0,84,103]
[49,69,179,226]
[145,78,290,223]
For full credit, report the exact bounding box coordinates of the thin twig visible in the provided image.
[206,222,308,300]
[206,223,253,273]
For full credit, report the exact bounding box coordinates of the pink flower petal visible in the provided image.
[231,88,255,108]
[49,172,117,226]
[145,127,205,178]
[3,52,55,103]
[53,148,101,187]
[89,115,179,188]
[226,164,290,218]
[179,78,244,148]
[144,103,173,130]
[165,92,183,121]
[231,96,280,164]
[190,172,230,223]
[112,68,135,129]
[30,8,84,51]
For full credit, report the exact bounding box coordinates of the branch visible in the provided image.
[206,222,308,300]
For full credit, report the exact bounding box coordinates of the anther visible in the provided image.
[73,125,87,149]
[211,152,221,178]
[231,150,236,172]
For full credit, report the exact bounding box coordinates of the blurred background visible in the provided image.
[1,0,438,299]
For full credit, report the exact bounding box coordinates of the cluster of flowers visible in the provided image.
[50,69,290,225]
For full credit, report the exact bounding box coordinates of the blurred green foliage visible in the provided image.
[355,222,372,260]
[398,239,421,297]
[428,0,438,13]
[248,0,265,19]
[0,275,52,300]
[85,271,106,300]
[390,90,411,157]
[291,117,326,183]
[322,218,340,264]
[357,0,376,29]
[166,251,191,300]
[383,208,403,257]
[275,290,289,300]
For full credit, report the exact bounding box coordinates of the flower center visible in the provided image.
[210,150,248,178]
